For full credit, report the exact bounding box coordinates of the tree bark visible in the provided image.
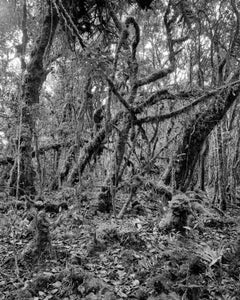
[67,111,125,184]
[197,139,209,191]
[106,113,132,186]
[216,124,227,210]
[230,124,240,204]
[8,4,58,196]
[164,79,240,191]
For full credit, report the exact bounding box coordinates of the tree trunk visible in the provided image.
[107,114,132,186]
[97,113,132,213]
[197,139,209,191]
[8,5,58,196]
[230,125,240,204]
[212,131,219,205]
[164,79,240,191]
[216,124,227,210]
[67,111,124,185]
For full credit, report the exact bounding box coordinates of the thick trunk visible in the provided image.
[230,128,240,204]
[164,81,240,191]
[8,6,58,196]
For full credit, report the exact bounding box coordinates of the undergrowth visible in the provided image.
[0,183,240,300]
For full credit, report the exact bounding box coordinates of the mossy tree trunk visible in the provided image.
[8,4,58,196]
[103,114,132,189]
[164,80,240,191]
[230,124,240,204]
[216,124,227,210]
[197,139,209,191]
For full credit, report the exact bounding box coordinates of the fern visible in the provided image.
[195,242,225,267]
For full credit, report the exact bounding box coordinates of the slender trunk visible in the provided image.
[109,114,132,187]
[197,139,208,191]
[216,124,227,210]
[212,131,219,204]
[97,113,132,212]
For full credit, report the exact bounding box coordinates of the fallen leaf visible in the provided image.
[132,279,140,286]
[52,281,62,288]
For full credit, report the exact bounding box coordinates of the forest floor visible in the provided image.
[1,178,240,300]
